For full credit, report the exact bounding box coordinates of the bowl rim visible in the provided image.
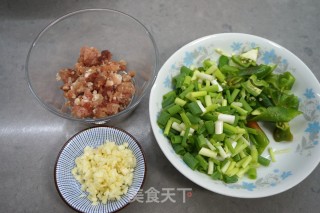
[149,32,320,198]
[25,8,159,123]
[54,126,147,213]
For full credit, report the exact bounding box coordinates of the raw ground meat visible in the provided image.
[56,46,136,118]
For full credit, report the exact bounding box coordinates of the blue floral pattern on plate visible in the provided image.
[226,169,292,191]
[297,88,320,156]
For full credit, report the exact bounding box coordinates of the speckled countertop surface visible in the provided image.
[1,0,320,212]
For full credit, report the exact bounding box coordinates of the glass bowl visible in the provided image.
[26,9,158,124]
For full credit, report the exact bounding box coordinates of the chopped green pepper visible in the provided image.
[250,107,302,122]
[273,122,293,142]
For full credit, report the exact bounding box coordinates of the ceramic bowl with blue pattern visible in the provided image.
[149,33,320,198]
[54,127,146,212]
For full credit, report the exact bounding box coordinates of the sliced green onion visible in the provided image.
[187,102,203,115]
[199,147,217,158]
[232,142,248,157]
[241,155,253,168]
[162,94,176,108]
[236,167,249,178]
[205,104,219,113]
[225,139,235,155]
[167,104,182,115]
[196,100,206,113]
[239,97,253,112]
[205,138,216,150]
[258,155,271,166]
[204,120,215,135]
[228,89,240,103]
[239,150,247,158]
[171,135,182,144]
[221,160,231,173]
[208,160,214,175]
[181,127,190,147]
[232,102,243,107]
[186,112,201,124]
[274,148,291,154]
[182,75,192,87]
[223,123,246,134]
[251,145,258,163]
[222,99,227,106]
[172,122,183,132]
[205,63,218,74]
[183,153,199,170]
[196,72,215,81]
[173,144,186,155]
[180,112,191,127]
[213,68,226,82]
[179,84,194,99]
[227,167,239,177]
[230,102,248,116]
[211,170,222,180]
[268,148,276,162]
[174,97,187,107]
[199,85,219,92]
[163,90,176,99]
[191,70,200,81]
[180,66,193,76]
[215,120,223,134]
[191,91,207,98]
[216,145,228,159]
[247,167,257,179]
[205,95,212,107]
[197,134,207,148]
[164,118,174,136]
[218,113,235,124]
[211,79,223,92]
[157,111,171,128]
[195,154,209,171]
[225,161,236,174]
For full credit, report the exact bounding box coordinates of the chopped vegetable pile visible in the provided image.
[157,47,302,183]
[72,141,136,205]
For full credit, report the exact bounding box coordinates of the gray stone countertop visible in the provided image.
[1,0,320,212]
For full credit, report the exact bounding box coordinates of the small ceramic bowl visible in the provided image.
[54,126,146,212]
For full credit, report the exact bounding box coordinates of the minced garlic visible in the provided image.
[71,141,136,205]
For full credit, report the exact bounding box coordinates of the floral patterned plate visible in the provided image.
[149,33,320,198]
